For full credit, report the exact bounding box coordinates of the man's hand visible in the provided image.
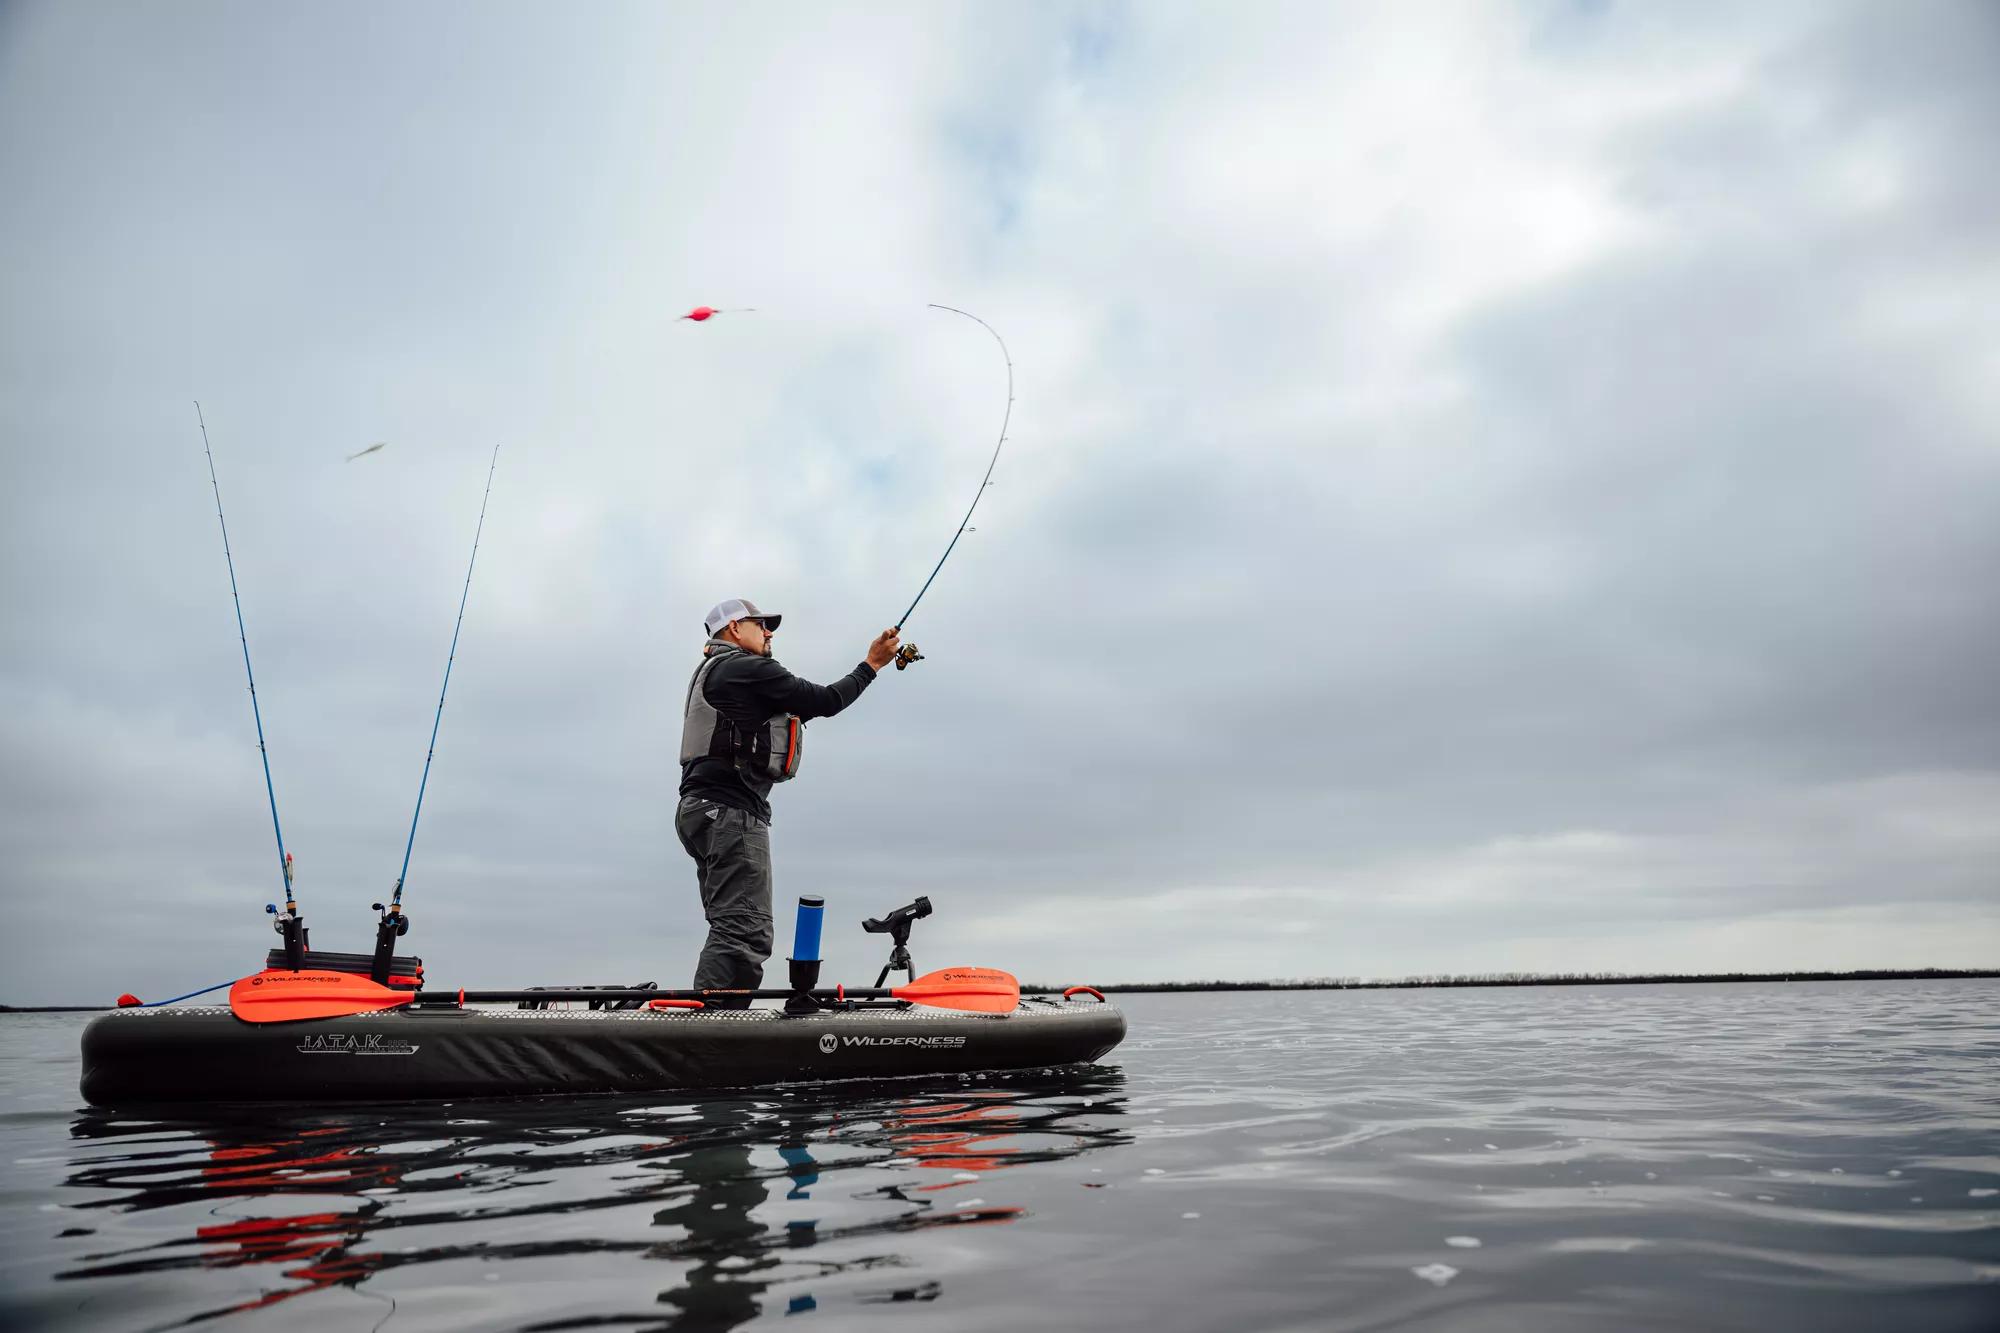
[865,628,902,671]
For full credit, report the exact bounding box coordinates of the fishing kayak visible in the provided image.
[78,993,1125,1105]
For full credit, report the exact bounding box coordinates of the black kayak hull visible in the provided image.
[79,997,1125,1105]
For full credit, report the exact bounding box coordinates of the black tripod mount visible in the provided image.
[864,895,932,987]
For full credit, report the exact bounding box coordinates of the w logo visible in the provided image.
[817,1033,838,1055]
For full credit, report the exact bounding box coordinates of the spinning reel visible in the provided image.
[894,642,924,670]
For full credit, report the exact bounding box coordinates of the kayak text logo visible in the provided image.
[818,1033,838,1055]
[295,1033,421,1056]
[833,1034,967,1050]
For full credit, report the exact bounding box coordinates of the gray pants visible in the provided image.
[675,795,773,1008]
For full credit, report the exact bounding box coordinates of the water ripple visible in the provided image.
[3,979,1996,1331]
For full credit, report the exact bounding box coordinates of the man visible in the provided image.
[678,597,900,1005]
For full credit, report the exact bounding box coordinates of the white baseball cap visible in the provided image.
[703,598,783,636]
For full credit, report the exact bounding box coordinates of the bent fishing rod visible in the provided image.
[197,402,306,969]
[887,304,1013,671]
[679,300,1011,669]
[371,438,502,982]
[888,306,1016,668]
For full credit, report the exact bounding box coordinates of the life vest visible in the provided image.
[679,642,804,782]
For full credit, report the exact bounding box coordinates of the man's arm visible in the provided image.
[734,653,878,722]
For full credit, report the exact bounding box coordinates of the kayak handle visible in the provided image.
[1062,986,1105,1003]
[646,999,706,1010]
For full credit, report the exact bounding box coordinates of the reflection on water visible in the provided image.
[54,1068,1129,1331]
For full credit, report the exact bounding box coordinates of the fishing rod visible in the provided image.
[370,439,502,983]
[889,304,1014,671]
[196,402,306,970]
[678,301,1011,668]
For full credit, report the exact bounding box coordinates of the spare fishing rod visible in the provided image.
[889,304,1013,671]
[196,402,306,970]
[371,439,502,983]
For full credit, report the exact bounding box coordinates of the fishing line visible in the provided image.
[195,402,303,962]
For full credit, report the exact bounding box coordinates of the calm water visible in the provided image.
[3,981,1996,1331]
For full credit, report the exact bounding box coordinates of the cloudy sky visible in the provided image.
[3,1,1995,1004]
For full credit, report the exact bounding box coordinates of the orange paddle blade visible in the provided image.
[892,967,1020,1014]
[228,969,414,1024]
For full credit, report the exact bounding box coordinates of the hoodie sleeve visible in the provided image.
[731,653,877,722]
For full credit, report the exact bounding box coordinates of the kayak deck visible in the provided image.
[79,995,1125,1105]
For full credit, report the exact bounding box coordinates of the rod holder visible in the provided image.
[268,904,307,971]
[864,895,931,987]
[785,958,823,1013]
[369,901,410,985]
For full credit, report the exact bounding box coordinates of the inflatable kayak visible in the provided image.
[78,993,1124,1105]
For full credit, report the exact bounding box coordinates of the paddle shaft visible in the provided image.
[414,987,904,1004]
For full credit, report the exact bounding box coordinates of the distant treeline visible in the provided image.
[6,968,1993,1012]
[1023,967,1997,995]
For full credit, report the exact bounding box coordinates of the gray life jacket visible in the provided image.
[679,641,804,783]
